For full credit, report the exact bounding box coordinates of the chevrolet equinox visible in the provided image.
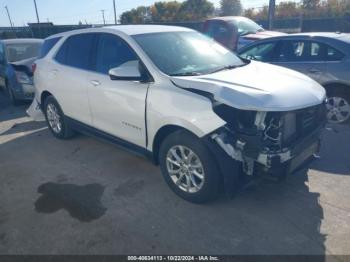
[30,25,327,203]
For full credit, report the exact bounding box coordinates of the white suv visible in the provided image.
[30,25,326,203]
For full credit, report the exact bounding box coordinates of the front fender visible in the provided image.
[146,84,226,151]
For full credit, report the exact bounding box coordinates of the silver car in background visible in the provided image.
[238,33,350,124]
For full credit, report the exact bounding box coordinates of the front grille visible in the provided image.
[280,103,326,147]
[296,103,326,137]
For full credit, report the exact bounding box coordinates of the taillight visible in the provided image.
[32,63,37,74]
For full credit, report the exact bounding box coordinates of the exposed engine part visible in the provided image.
[212,132,257,176]
[254,111,267,130]
[211,133,244,162]
[263,117,282,148]
[243,157,255,176]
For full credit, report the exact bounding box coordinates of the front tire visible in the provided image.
[159,130,222,203]
[44,96,75,139]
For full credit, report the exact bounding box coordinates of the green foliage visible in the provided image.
[120,0,350,24]
[120,0,214,24]
[151,1,181,22]
[120,6,151,24]
[245,0,350,20]
[220,0,243,16]
[303,0,321,9]
[178,0,215,21]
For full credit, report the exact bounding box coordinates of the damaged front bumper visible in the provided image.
[210,124,323,179]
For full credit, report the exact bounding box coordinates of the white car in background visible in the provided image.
[29,25,326,203]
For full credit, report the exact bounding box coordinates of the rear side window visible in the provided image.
[326,46,344,61]
[278,41,325,62]
[55,33,95,70]
[39,37,61,58]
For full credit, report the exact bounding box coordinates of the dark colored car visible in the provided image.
[0,39,43,105]
[203,16,285,51]
[238,33,350,124]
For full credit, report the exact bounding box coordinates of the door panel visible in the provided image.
[50,63,92,125]
[49,33,96,125]
[87,33,148,147]
[87,72,149,147]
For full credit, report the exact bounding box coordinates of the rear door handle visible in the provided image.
[90,80,101,87]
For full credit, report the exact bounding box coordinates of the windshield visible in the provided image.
[5,43,41,63]
[230,18,264,35]
[133,31,245,76]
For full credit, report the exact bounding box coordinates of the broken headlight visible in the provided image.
[213,104,257,135]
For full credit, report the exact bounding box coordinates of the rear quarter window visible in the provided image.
[55,33,95,70]
[39,37,61,59]
[326,46,344,61]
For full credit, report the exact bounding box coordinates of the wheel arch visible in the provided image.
[151,125,198,165]
[40,90,53,108]
[323,82,350,95]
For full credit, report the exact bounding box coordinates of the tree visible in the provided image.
[220,0,243,16]
[244,8,255,19]
[276,1,300,18]
[151,1,181,22]
[120,6,151,24]
[302,0,321,10]
[178,0,214,21]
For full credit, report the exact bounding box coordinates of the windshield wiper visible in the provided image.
[209,65,238,74]
[170,72,202,77]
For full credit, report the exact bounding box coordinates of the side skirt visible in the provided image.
[65,117,154,163]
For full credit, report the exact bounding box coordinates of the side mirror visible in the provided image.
[109,60,143,81]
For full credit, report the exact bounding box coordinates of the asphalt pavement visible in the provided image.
[0,90,350,257]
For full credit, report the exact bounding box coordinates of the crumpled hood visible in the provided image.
[171,61,326,112]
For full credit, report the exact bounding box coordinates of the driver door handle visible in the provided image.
[90,80,101,87]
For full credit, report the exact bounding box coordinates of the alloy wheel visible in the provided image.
[166,145,205,193]
[326,96,350,124]
[46,103,62,134]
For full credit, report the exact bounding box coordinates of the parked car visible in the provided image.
[30,25,326,203]
[0,39,43,105]
[203,16,286,50]
[238,33,350,124]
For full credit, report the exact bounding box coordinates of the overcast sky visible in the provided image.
[0,0,298,26]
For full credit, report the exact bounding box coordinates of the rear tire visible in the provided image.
[44,96,75,139]
[159,130,222,203]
